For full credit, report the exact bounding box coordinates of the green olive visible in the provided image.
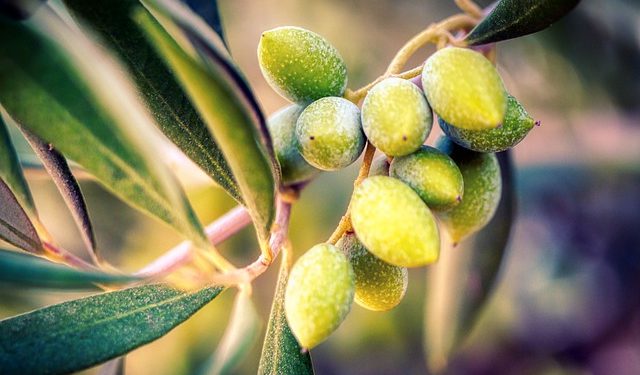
[285,243,355,349]
[258,26,347,103]
[390,145,464,211]
[422,47,507,130]
[438,94,535,152]
[351,176,440,267]
[361,78,432,156]
[267,104,319,184]
[337,233,408,311]
[435,137,502,244]
[295,97,365,171]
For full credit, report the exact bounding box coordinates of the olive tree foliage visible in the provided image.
[0,0,580,374]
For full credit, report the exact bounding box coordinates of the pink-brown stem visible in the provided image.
[207,196,292,285]
[135,206,251,277]
[43,241,97,270]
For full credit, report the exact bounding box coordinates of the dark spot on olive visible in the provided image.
[309,136,315,140]
[402,135,407,141]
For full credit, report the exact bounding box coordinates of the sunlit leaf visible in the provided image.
[137,4,277,244]
[424,152,514,373]
[0,111,36,219]
[205,289,261,375]
[0,10,210,248]
[466,0,582,45]
[258,250,314,375]
[20,127,97,260]
[62,0,241,202]
[0,284,224,374]
[0,248,136,289]
[0,178,43,254]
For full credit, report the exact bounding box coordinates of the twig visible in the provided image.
[454,0,484,19]
[346,13,476,104]
[327,142,376,244]
[201,195,293,285]
[385,13,476,75]
[135,195,292,284]
[265,195,292,262]
[43,241,97,270]
[346,64,425,103]
[135,206,251,277]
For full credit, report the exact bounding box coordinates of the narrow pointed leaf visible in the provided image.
[0,111,36,218]
[0,248,137,289]
[0,284,224,374]
[206,290,261,375]
[20,127,97,259]
[0,0,45,20]
[137,5,277,244]
[466,0,582,45]
[0,11,209,247]
[424,152,514,372]
[182,0,227,47]
[0,178,43,254]
[62,0,241,202]
[258,251,314,375]
[153,0,278,184]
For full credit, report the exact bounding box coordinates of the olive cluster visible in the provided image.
[259,26,534,350]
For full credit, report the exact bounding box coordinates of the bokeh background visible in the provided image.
[1,0,640,374]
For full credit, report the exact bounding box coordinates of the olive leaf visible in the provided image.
[62,0,241,202]
[0,284,224,374]
[465,0,582,45]
[19,127,98,261]
[0,178,43,254]
[0,10,210,248]
[0,248,137,289]
[204,289,261,375]
[137,2,278,244]
[182,0,228,47]
[0,112,37,219]
[0,0,45,20]
[424,151,514,373]
[258,250,314,375]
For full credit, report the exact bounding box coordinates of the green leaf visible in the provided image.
[205,290,261,375]
[0,10,210,247]
[182,0,228,47]
[258,251,314,375]
[0,178,43,254]
[424,152,514,373]
[20,127,97,260]
[0,111,36,219]
[0,283,224,374]
[62,0,241,202]
[137,4,277,244]
[0,248,137,289]
[465,0,582,45]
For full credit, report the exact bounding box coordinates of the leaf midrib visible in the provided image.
[0,216,41,252]
[4,288,216,352]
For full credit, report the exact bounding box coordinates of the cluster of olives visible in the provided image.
[259,26,534,349]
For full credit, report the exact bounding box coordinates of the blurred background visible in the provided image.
[1,0,640,374]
